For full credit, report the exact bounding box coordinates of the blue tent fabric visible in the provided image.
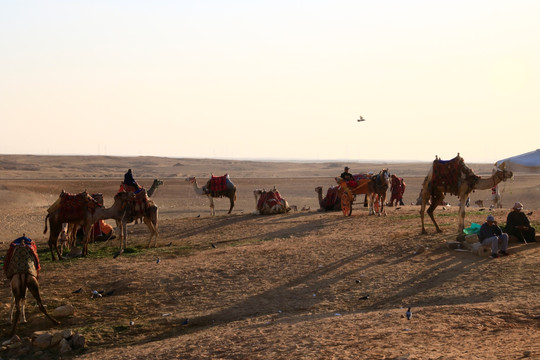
[496,149,540,174]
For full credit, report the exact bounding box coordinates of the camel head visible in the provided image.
[153,179,164,187]
[91,193,104,207]
[314,186,322,194]
[494,168,513,182]
[186,177,196,184]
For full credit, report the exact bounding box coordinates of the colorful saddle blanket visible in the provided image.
[57,191,99,221]
[323,186,339,208]
[257,190,284,211]
[431,156,479,195]
[4,236,40,279]
[431,156,468,195]
[204,174,234,196]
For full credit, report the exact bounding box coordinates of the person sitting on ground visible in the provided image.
[505,202,536,243]
[478,214,509,258]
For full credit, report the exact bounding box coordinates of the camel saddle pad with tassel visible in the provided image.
[208,174,232,193]
[257,190,284,211]
[324,186,339,208]
[58,192,97,221]
[4,237,40,279]
[431,156,463,195]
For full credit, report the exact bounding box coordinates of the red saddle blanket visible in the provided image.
[323,186,339,208]
[431,156,463,194]
[209,175,229,193]
[59,191,98,221]
[4,236,40,279]
[257,190,284,211]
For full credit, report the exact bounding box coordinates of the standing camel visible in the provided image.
[115,190,159,251]
[420,155,513,234]
[186,175,237,216]
[367,169,390,216]
[4,236,59,335]
[44,191,133,259]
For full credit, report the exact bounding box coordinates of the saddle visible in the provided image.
[205,174,234,197]
[48,191,99,221]
[323,186,339,208]
[4,236,40,279]
[257,189,284,211]
[431,155,478,195]
[119,188,152,221]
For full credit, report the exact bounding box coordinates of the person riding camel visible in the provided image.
[120,169,142,193]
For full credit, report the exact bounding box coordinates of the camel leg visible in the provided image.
[81,223,93,257]
[143,215,158,248]
[26,275,60,326]
[427,193,445,233]
[228,195,235,214]
[10,274,26,335]
[420,190,432,234]
[458,196,469,234]
[48,222,63,261]
[208,196,215,216]
[10,294,26,323]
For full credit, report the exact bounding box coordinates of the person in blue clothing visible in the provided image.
[478,214,509,258]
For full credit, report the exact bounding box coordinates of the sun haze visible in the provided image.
[1,1,538,163]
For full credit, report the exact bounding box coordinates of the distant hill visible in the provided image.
[0,154,497,179]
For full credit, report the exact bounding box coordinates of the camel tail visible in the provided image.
[43,214,49,234]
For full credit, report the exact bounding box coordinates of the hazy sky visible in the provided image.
[1,1,538,163]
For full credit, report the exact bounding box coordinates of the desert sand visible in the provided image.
[0,155,538,359]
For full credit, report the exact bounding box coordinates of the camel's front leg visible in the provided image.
[458,199,467,234]
[208,195,215,216]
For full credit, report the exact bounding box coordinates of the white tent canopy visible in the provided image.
[496,149,540,174]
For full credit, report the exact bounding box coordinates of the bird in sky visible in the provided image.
[357,116,366,122]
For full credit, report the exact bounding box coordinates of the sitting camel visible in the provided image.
[420,154,513,234]
[315,186,341,211]
[367,168,390,216]
[4,235,60,335]
[186,175,237,216]
[253,188,291,215]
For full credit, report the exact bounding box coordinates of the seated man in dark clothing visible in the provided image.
[340,166,357,188]
[340,166,353,181]
[506,202,536,243]
[479,214,509,258]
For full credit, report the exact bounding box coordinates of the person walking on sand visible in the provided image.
[478,214,509,259]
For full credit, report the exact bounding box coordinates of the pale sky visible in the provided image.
[1,1,539,163]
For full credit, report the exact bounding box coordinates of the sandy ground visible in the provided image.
[0,155,538,359]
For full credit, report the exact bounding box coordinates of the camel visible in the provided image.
[115,189,159,251]
[4,236,60,335]
[420,154,513,234]
[186,175,237,216]
[253,188,291,215]
[315,186,341,211]
[44,191,133,259]
[367,169,390,216]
